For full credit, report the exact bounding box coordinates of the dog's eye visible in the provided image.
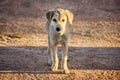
[62,19,65,22]
[53,19,57,22]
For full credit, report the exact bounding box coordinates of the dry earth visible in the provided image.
[0,0,120,80]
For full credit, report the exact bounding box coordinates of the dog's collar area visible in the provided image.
[53,34,67,42]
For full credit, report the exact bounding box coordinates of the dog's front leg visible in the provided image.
[48,44,52,66]
[48,35,53,66]
[51,45,59,71]
[61,42,69,74]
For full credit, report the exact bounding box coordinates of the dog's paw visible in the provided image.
[51,65,58,71]
[48,60,52,66]
[62,69,69,74]
[48,63,52,66]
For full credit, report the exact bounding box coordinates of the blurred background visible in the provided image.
[0,0,120,19]
[0,0,120,46]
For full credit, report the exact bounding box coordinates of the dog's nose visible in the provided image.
[56,27,61,32]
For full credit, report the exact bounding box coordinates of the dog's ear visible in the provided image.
[46,9,55,21]
[65,10,74,25]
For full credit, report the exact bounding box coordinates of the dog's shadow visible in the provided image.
[0,46,120,74]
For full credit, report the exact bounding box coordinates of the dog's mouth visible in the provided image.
[54,31,63,37]
[54,27,65,36]
[55,32,61,36]
[56,30,65,36]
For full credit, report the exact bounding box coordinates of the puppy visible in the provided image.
[45,8,73,74]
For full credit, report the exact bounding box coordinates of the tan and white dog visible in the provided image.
[45,8,73,74]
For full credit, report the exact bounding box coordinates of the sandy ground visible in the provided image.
[0,46,120,80]
[0,0,120,80]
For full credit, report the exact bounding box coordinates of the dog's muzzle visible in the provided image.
[56,27,61,32]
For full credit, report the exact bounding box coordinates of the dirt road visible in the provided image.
[0,46,120,80]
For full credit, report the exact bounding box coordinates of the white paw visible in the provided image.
[48,60,52,66]
[61,64,69,74]
[62,69,69,74]
[51,64,58,71]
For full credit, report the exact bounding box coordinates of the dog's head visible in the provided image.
[46,8,73,35]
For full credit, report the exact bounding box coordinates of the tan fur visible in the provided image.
[45,8,73,74]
